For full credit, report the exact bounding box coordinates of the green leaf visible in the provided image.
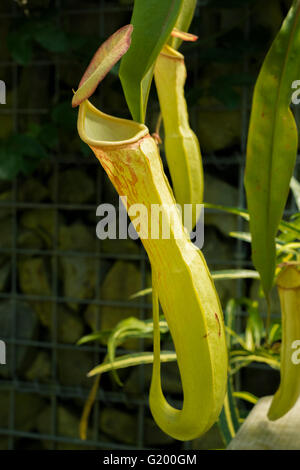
[119,0,183,122]
[244,0,300,296]
[87,351,177,377]
[218,379,240,446]
[7,31,33,65]
[268,323,282,345]
[77,330,112,346]
[229,232,297,257]
[233,391,258,405]
[280,218,300,240]
[205,203,300,244]
[38,124,59,150]
[204,203,249,220]
[33,22,69,53]
[106,316,150,386]
[130,287,153,300]
[245,300,264,350]
[168,0,197,50]
[0,134,48,180]
[130,269,259,300]
[229,231,252,243]
[225,326,248,350]
[230,351,280,370]
[80,316,169,385]
[51,101,77,131]
[0,145,23,180]
[212,269,259,280]
[224,299,237,349]
[11,134,47,160]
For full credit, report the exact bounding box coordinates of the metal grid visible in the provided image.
[0,0,295,450]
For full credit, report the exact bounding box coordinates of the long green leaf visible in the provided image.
[218,379,240,446]
[212,269,259,280]
[225,327,248,350]
[130,269,260,300]
[205,203,300,240]
[230,352,280,370]
[204,203,249,220]
[229,231,252,243]
[268,323,282,345]
[77,330,111,345]
[229,231,299,254]
[245,301,264,351]
[233,391,258,405]
[119,0,183,122]
[280,221,300,241]
[245,0,300,295]
[87,351,177,377]
[224,299,237,349]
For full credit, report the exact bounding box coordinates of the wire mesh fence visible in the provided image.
[0,0,298,450]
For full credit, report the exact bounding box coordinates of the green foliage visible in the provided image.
[7,30,33,65]
[206,202,300,261]
[78,316,170,383]
[119,0,183,122]
[78,182,300,441]
[3,9,97,181]
[51,101,77,132]
[30,123,59,150]
[244,0,300,296]
[79,295,282,381]
[226,298,281,375]
[7,17,83,65]
[0,100,80,180]
[87,351,177,378]
[33,21,70,53]
[80,295,281,447]
[218,379,240,446]
[129,270,259,300]
[0,133,48,180]
[233,391,258,405]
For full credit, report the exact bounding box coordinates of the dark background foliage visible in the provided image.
[0,0,294,450]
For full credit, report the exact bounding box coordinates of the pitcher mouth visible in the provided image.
[77,100,149,148]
